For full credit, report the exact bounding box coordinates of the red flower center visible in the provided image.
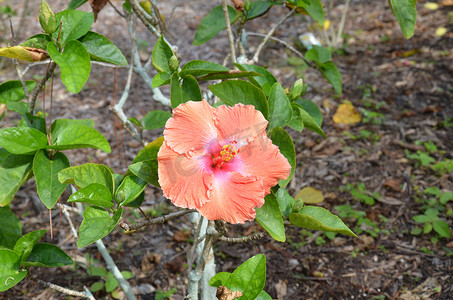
[211,144,238,168]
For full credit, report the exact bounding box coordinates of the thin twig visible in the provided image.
[252,8,296,63]
[222,0,236,65]
[28,61,56,114]
[188,215,204,272]
[108,0,126,18]
[28,273,95,299]
[117,15,136,109]
[219,232,266,243]
[9,20,29,98]
[119,209,197,232]
[247,32,313,67]
[127,0,160,38]
[335,0,351,46]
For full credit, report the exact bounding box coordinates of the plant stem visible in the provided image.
[252,8,295,64]
[222,0,237,66]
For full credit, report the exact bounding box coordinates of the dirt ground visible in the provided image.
[1,0,452,299]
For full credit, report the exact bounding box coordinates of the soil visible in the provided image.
[1,0,452,299]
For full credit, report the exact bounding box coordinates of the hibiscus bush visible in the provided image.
[0,0,416,298]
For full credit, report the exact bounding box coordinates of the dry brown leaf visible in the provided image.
[275,280,287,299]
[441,0,453,6]
[141,252,162,272]
[230,0,244,11]
[216,286,243,300]
[383,178,401,192]
[332,102,361,125]
[173,230,190,242]
[89,0,108,21]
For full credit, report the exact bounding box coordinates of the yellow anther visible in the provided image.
[219,144,238,162]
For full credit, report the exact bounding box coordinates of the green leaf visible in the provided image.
[226,254,266,300]
[121,271,134,280]
[49,124,111,153]
[288,103,304,132]
[305,45,331,64]
[209,272,232,288]
[433,220,451,238]
[275,188,294,217]
[0,207,22,249]
[268,82,292,130]
[58,163,114,193]
[54,10,94,44]
[170,73,183,108]
[116,175,147,206]
[79,31,128,66]
[0,127,48,154]
[23,243,73,267]
[269,127,295,188]
[209,80,269,119]
[152,72,171,88]
[128,159,159,187]
[68,183,113,208]
[246,1,271,20]
[39,0,58,34]
[105,276,119,293]
[77,206,123,248]
[413,215,430,223]
[87,266,107,277]
[170,74,202,108]
[236,64,277,96]
[0,249,27,292]
[67,0,88,10]
[152,36,174,73]
[20,34,51,50]
[142,110,171,130]
[319,61,342,95]
[388,0,417,39]
[47,40,91,94]
[255,194,285,242]
[289,206,356,237]
[180,60,229,77]
[440,192,453,205]
[33,150,70,209]
[133,137,164,163]
[199,71,262,81]
[193,5,238,45]
[296,98,323,127]
[51,118,94,136]
[123,191,144,208]
[90,281,105,292]
[256,290,272,300]
[0,80,36,103]
[0,155,33,207]
[298,0,324,26]
[5,102,29,115]
[293,103,325,137]
[13,230,46,261]
[20,113,46,134]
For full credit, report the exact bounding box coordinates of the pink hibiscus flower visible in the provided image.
[157,100,291,224]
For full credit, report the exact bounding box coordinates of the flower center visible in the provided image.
[212,144,238,168]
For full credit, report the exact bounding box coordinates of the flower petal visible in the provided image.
[158,142,213,209]
[238,136,291,193]
[198,173,265,224]
[214,103,268,145]
[164,100,217,155]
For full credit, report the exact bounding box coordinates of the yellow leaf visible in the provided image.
[0,46,36,62]
[324,19,331,31]
[424,2,439,10]
[435,27,447,37]
[295,187,324,204]
[139,1,152,15]
[332,102,361,125]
